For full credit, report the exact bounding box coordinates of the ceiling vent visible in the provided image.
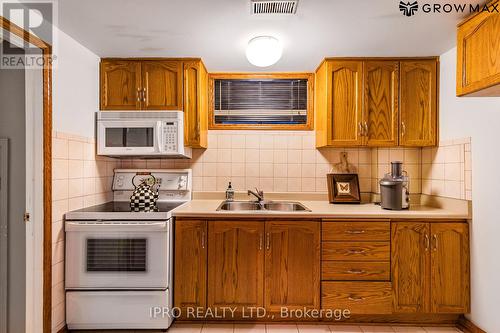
[251,0,299,15]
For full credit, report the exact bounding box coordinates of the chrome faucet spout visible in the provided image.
[247,188,264,202]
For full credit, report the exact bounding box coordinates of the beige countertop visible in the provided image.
[172,195,471,220]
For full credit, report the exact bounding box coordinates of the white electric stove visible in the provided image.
[64,169,192,330]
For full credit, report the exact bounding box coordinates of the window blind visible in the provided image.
[214,79,308,125]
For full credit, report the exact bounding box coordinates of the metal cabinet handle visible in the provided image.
[259,233,263,250]
[266,232,270,250]
[201,230,205,249]
[345,230,365,234]
[137,87,141,102]
[358,122,364,136]
[347,249,366,254]
[142,88,147,102]
[424,234,430,251]
[364,121,369,137]
[348,295,365,301]
[401,122,406,136]
[346,269,365,274]
[432,234,438,251]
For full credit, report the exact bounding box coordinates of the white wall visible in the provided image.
[439,47,500,332]
[52,30,99,137]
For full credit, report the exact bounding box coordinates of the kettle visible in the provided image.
[130,174,159,211]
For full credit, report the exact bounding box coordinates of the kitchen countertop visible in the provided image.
[172,196,471,220]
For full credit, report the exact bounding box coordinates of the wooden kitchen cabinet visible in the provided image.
[100,58,208,148]
[183,60,208,148]
[265,221,320,311]
[457,0,500,96]
[174,220,207,311]
[315,60,363,147]
[430,223,470,313]
[392,221,470,314]
[207,221,264,311]
[399,60,438,147]
[142,60,183,110]
[364,61,399,147]
[100,60,142,110]
[315,58,438,148]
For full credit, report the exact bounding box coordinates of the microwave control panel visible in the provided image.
[163,122,178,152]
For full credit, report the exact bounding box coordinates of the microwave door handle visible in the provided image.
[157,122,164,153]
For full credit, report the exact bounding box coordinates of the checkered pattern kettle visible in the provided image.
[130,174,160,211]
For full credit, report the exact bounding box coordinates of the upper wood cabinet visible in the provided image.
[457,0,500,96]
[364,61,399,147]
[100,60,142,110]
[392,221,470,314]
[174,220,207,311]
[265,221,320,312]
[183,60,208,148]
[208,221,264,311]
[400,60,438,147]
[141,60,183,110]
[315,60,363,147]
[100,58,208,148]
[315,58,438,148]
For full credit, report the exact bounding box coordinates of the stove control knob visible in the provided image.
[116,180,123,187]
[178,176,187,190]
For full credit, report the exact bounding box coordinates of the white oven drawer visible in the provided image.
[65,220,171,289]
[66,290,173,330]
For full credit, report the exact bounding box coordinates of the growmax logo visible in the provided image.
[399,1,418,17]
[399,0,499,17]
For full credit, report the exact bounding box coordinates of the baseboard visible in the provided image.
[457,315,487,333]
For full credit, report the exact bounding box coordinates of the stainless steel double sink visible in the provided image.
[216,200,310,212]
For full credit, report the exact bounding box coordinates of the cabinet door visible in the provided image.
[364,61,399,147]
[174,220,207,311]
[430,223,470,313]
[392,222,430,313]
[208,221,264,311]
[265,221,320,311]
[183,60,208,148]
[326,60,364,146]
[399,60,438,147]
[100,60,141,110]
[457,3,500,96]
[142,60,183,110]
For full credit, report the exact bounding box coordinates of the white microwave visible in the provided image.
[97,111,192,158]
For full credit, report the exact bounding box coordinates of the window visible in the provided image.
[209,73,313,130]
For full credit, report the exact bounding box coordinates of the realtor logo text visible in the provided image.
[399,1,499,17]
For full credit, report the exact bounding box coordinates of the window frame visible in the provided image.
[208,73,314,130]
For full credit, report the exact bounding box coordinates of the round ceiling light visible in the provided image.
[246,36,283,67]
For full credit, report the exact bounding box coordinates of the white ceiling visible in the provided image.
[57,0,474,72]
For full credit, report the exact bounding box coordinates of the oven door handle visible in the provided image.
[65,221,168,232]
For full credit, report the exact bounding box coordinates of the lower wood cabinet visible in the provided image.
[392,221,470,314]
[265,221,321,311]
[174,220,207,311]
[322,282,392,314]
[207,221,264,311]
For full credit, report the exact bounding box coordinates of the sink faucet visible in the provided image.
[248,188,264,202]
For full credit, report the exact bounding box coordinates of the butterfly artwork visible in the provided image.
[327,173,361,204]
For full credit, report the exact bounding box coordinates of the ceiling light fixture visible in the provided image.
[246,36,283,67]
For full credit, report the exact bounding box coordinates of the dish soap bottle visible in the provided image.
[225,182,234,201]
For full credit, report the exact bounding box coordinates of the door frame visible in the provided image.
[0,17,52,333]
[0,139,8,333]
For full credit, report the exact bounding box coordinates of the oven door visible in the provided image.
[97,120,162,156]
[65,220,170,289]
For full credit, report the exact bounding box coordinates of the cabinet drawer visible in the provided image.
[321,282,392,314]
[322,222,390,241]
[322,241,390,261]
[321,261,390,281]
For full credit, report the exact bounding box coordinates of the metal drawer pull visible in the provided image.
[347,249,366,254]
[266,232,271,250]
[432,234,438,251]
[259,233,263,250]
[346,269,365,274]
[348,295,365,301]
[345,230,365,234]
[201,231,205,249]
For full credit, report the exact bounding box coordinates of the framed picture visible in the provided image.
[327,173,361,204]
